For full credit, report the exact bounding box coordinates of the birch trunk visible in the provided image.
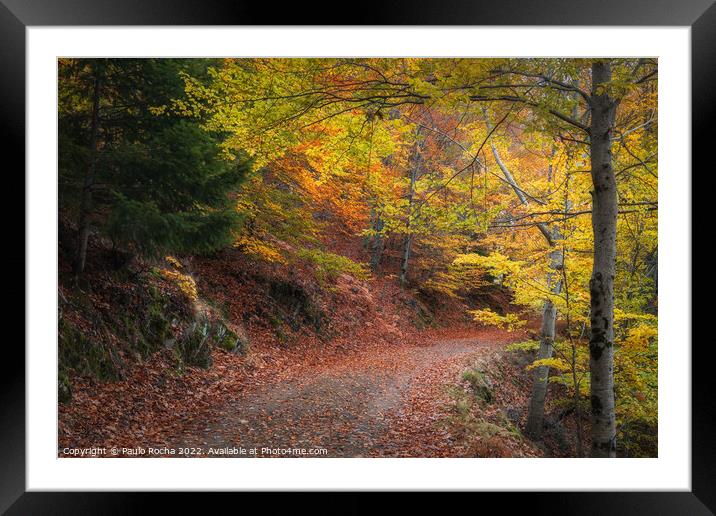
[74,65,102,275]
[588,60,618,457]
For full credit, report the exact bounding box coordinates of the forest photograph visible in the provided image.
[57,57,658,459]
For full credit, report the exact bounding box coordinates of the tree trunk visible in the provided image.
[399,233,413,286]
[485,111,561,436]
[74,65,102,274]
[490,140,528,205]
[400,134,422,286]
[369,207,385,272]
[588,60,619,457]
[525,242,563,438]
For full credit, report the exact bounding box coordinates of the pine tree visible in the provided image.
[58,58,251,269]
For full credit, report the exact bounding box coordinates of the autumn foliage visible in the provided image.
[58,57,658,458]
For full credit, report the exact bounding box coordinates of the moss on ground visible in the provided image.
[58,266,250,402]
[462,369,494,405]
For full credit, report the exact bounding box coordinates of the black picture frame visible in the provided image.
[2,1,712,513]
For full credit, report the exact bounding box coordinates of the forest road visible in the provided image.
[174,335,506,457]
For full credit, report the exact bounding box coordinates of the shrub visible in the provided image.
[506,340,541,352]
[159,268,198,302]
[469,308,526,331]
[296,248,370,282]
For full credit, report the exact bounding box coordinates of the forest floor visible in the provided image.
[60,324,549,458]
[59,241,566,458]
[163,328,542,458]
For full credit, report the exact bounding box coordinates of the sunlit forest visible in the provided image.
[58,58,657,458]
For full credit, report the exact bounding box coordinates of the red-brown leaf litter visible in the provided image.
[59,242,570,458]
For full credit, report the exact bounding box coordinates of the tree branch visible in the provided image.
[469,94,589,133]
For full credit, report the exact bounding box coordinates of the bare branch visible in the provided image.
[469,94,589,133]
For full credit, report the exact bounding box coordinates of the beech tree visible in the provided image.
[467,58,656,456]
[586,61,619,457]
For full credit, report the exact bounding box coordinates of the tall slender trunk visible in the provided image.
[74,65,102,274]
[571,336,585,456]
[525,239,563,438]
[485,111,560,436]
[588,60,618,457]
[399,234,413,286]
[369,207,385,272]
[400,133,423,286]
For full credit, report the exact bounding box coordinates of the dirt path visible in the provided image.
[172,335,511,457]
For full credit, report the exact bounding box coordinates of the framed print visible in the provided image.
[2,0,713,512]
